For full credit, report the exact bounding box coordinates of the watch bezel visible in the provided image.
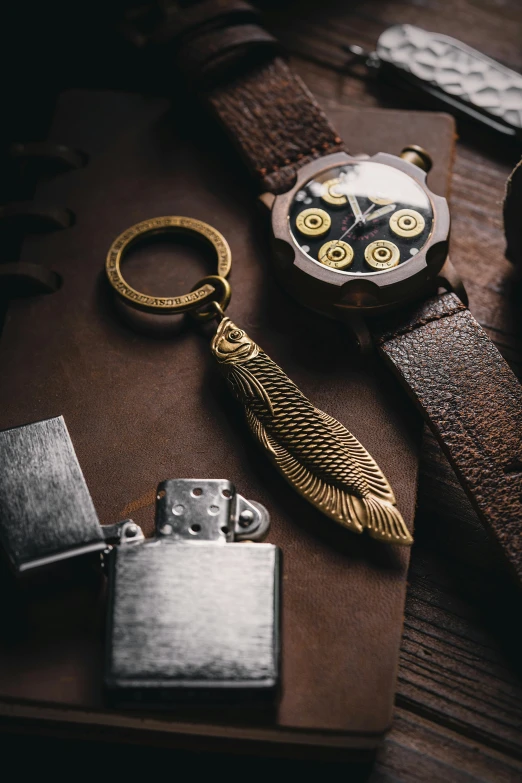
[270,151,450,316]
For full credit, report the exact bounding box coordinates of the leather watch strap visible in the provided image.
[372,292,522,583]
[168,3,522,584]
[206,57,344,194]
[166,1,344,193]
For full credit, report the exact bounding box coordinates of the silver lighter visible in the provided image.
[105,478,281,707]
[0,417,281,707]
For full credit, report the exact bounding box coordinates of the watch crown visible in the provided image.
[399,145,433,173]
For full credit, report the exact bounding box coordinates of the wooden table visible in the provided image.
[261,1,522,780]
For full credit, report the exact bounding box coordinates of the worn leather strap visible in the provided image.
[171,3,522,584]
[372,292,522,584]
[123,0,259,48]
[206,56,344,193]
[165,0,344,193]
[167,0,259,42]
[177,23,279,87]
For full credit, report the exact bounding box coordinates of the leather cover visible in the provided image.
[373,293,522,584]
[0,91,455,749]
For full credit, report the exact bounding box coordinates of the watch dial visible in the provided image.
[289,161,433,274]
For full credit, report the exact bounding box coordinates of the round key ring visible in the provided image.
[105,216,232,318]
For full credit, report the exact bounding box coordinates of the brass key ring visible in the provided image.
[105,216,231,317]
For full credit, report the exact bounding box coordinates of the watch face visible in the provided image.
[289,161,433,275]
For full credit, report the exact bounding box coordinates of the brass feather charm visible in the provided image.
[211,317,412,546]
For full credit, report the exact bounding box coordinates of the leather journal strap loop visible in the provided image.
[372,292,522,583]
[150,0,279,86]
[122,0,258,48]
[164,0,260,44]
[177,23,279,87]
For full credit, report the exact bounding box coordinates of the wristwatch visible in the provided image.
[140,1,522,584]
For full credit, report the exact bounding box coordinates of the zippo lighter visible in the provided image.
[0,417,281,707]
[0,416,108,573]
[105,478,281,707]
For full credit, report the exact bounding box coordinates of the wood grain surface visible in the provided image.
[260,0,522,780]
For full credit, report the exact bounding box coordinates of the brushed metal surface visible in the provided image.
[106,540,280,705]
[0,416,104,572]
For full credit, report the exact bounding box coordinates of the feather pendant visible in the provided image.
[211,317,412,546]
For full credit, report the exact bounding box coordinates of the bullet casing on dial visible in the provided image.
[321,178,348,206]
[365,240,400,270]
[389,208,425,238]
[318,240,354,269]
[296,208,331,237]
[368,194,394,205]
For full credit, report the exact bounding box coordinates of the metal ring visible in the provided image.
[189,276,232,322]
[105,216,232,315]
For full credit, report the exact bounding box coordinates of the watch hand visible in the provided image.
[366,204,397,222]
[360,202,377,222]
[348,194,363,221]
[337,203,376,243]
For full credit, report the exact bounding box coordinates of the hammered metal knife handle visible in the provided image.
[375,24,522,141]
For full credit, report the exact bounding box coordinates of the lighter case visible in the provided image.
[104,478,281,707]
[0,417,281,709]
[0,416,108,574]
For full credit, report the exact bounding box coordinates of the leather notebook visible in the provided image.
[0,90,455,753]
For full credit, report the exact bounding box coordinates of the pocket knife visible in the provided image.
[344,24,522,143]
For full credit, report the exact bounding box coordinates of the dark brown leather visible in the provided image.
[207,57,344,193]
[0,261,61,296]
[0,91,455,748]
[0,201,75,232]
[191,4,522,585]
[141,1,280,90]
[177,23,279,86]
[122,0,259,48]
[165,0,259,43]
[9,141,88,171]
[153,1,344,192]
[372,293,522,585]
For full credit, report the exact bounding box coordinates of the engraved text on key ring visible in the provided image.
[105,216,232,315]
